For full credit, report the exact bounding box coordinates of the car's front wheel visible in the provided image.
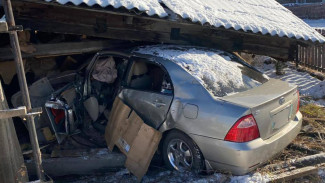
[162,131,204,171]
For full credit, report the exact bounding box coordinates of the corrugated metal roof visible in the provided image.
[44,0,168,17]
[45,0,325,43]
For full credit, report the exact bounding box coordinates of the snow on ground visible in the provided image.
[303,19,325,29]
[253,58,325,106]
[64,168,271,183]
[135,45,263,97]
[0,15,5,23]
[319,168,325,179]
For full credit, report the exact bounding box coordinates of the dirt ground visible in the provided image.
[258,103,325,182]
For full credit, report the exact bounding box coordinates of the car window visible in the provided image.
[126,59,173,95]
[134,45,268,97]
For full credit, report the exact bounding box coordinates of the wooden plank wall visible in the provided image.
[286,3,325,19]
[298,44,325,72]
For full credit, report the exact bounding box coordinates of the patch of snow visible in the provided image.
[254,57,325,102]
[63,169,273,183]
[96,149,109,156]
[45,0,168,17]
[0,15,5,23]
[115,168,130,176]
[319,168,325,179]
[135,45,264,97]
[161,0,325,43]
[303,19,325,29]
[230,172,269,183]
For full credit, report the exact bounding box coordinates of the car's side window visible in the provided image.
[126,59,173,95]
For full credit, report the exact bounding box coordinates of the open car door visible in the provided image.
[119,89,172,129]
[119,58,173,129]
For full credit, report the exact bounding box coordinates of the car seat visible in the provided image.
[130,61,152,90]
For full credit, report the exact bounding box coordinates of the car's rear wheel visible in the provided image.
[162,131,204,171]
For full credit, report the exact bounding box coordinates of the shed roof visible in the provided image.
[45,0,325,43]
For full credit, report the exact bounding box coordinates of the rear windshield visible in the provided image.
[135,45,269,97]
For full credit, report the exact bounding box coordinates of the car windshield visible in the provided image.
[135,45,269,97]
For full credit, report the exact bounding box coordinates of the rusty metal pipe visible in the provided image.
[2,0,46,181]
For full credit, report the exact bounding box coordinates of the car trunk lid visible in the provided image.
[222,79,299,140]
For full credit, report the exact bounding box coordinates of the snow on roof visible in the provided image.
[44,0,325,43]
[135,45,264,97]
[44,0,168,17]
[162,0,325,43]
[303,19,325,29]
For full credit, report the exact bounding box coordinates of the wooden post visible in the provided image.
[0,81,29,183]
[321,45,325,72]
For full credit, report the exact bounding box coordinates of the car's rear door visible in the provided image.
[119,58,173,129]
[120,89,172,129]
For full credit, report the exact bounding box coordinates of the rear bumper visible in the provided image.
[190,112,302,175]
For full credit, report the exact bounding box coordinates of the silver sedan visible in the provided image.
[129,45,302,175]
[43,45,302,175]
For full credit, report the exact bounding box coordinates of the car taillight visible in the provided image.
[51,108,65,124]
[296,90,300,113]
[224,114,260,143]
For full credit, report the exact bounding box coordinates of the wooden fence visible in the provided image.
[298,44,325,72]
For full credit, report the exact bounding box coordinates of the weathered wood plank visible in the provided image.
[0,40,137,61]
[317,46,322,72]
[269,166,319,183]
[0,21,8,33]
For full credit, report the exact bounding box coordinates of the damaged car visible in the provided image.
[14,45,302,175]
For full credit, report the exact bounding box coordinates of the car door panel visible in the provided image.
[120,88,173,129]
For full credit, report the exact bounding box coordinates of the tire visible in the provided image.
[162,131,204,172]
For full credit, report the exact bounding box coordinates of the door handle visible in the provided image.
[153,100,166,108]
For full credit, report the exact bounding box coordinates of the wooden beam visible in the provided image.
[0,21,8,33]
[10,0,305,60]
[269,166,319,182]
[0,40,137,61]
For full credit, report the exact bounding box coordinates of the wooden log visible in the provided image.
[265,153,325,171]
[269,166,319,183]
[288,143,321,155]
[0,40,138,61]
[25,148,126,177]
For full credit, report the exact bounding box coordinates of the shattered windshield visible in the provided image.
[135,45,268,97]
